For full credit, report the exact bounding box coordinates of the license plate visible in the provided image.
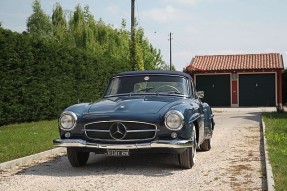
[107,150,129,156]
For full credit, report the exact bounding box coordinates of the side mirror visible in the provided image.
[196,91,204,99]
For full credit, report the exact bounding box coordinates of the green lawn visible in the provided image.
[0,120,59,163]
[263,112,287,191]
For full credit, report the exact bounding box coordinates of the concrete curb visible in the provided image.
[262,119,275,191]
[0,148,66,171]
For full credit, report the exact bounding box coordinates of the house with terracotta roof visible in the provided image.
[185,53,284,107]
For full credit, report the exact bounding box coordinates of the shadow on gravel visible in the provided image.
[14,153,184,178]
[229,112,261,123]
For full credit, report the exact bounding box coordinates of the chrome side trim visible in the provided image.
[189,113,201,123]
[53,139,193,149]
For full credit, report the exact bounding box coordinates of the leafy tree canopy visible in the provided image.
[0,1,174,126]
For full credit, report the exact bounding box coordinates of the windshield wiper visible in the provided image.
[132,87,154,93]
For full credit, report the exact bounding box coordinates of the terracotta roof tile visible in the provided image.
[187,53,284,71]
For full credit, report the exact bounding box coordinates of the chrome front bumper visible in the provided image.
[53,139,193,149]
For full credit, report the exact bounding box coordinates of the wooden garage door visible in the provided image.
[239,74,275,106]
[196,75,230,106]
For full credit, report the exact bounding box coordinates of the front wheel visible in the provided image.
[67,148,90,167]
[178,147,195,169]
[200,138,212,151]
[178,129,197,169]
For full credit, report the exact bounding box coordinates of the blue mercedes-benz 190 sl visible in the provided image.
[53,70,215,169]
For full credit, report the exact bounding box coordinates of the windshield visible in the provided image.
[105,75,190,97]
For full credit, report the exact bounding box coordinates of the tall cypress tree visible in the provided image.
[27,0,53,40]
[52,3,68,42]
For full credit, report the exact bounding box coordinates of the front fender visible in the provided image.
[202,102,214,138]
[166,103,199,140]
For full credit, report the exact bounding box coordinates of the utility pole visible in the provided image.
[131,0,136,70]
[169,32,173,70]
[131,0,135,32]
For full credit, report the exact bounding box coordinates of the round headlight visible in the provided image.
[165,110,184,130]
[59,112,77,130]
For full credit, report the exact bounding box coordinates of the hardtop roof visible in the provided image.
[115,70,192,79]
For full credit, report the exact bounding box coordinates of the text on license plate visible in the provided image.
[107,150,129,156]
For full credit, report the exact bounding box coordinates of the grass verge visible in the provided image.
[263,112,287,191]
[0,120,58,163]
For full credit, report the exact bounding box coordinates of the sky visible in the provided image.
[0,0,286,70]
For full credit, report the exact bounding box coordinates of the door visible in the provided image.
[196,74,231,106]
[232,80,238,104]
[239,74,275,106]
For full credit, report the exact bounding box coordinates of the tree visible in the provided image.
[27,0,53,39]
[158,62,176,70]
[83,5,97,52]
[52,3,68,42]
[134,28,145,71]
[129,20,144,71]
[0,2,167,126]
[70,5,86,48]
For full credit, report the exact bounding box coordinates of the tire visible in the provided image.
[211,118,215,130]
[201,119,214,151]
[200,138,212,151]
[178,129,197,169]
[178,147,195,169]
[67,148,90,167]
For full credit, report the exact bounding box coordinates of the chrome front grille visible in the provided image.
[84,121,158,141]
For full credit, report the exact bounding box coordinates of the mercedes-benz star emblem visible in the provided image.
[109,122,127,140]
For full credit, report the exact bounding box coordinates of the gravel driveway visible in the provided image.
[0,109,268,191]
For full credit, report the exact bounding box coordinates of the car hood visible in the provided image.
[88,96,183,114]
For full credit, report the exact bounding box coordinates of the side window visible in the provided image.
[106,78,120,95]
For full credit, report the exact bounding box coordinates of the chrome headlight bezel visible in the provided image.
[59,111,77,131]
[164,110,184,131]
